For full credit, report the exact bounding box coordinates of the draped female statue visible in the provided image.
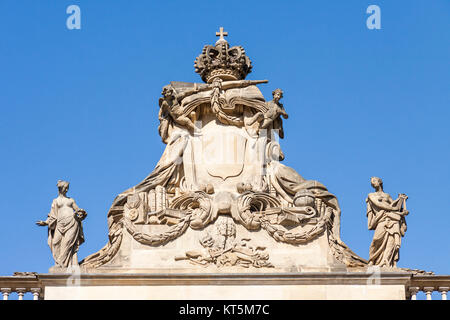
[37,180,87,269]
[366,177,408,268]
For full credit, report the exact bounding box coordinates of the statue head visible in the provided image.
[370,177,383,190]
[272,88,283,102]
[161,86,175,99]
[57,180,69,195]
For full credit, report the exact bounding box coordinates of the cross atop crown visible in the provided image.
[215,27,228,45]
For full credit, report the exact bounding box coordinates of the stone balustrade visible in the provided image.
[0,275,42,300]
[408,275,450,300]
[408,286,448,300]
[1,287,41,300]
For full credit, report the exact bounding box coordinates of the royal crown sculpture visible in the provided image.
[194,27,253,83]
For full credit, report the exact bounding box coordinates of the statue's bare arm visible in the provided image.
[368,193,398,211]
[389,194,408,212]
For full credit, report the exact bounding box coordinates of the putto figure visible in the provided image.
[248,88,289,138]
[37,180,87,269]
[158,85,197,142]
[366,177,409,268]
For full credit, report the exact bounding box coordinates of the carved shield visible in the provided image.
[202,132,247,180]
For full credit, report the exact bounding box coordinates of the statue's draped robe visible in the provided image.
[47,199,85,267]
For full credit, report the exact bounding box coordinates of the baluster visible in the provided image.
[423,287,434,300]
[409,287,419,300]
[438,287,449,301]
[1,288,11,300]
[16,288,26,300]
[30,288,41,300]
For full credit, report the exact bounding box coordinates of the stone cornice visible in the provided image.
[0,275,39,291]
[2,272,450,299]
[409,275,450,290]
[37,272,414,287]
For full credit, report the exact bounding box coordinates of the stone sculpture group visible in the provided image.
[37,28,410,272]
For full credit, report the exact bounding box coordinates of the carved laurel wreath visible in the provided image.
[123,214,192,246]
[260,216,328,245]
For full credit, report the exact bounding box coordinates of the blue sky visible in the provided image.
[0,0,448,294]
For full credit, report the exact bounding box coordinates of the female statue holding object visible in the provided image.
[366,177,408,268]
[36,180,87,268]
